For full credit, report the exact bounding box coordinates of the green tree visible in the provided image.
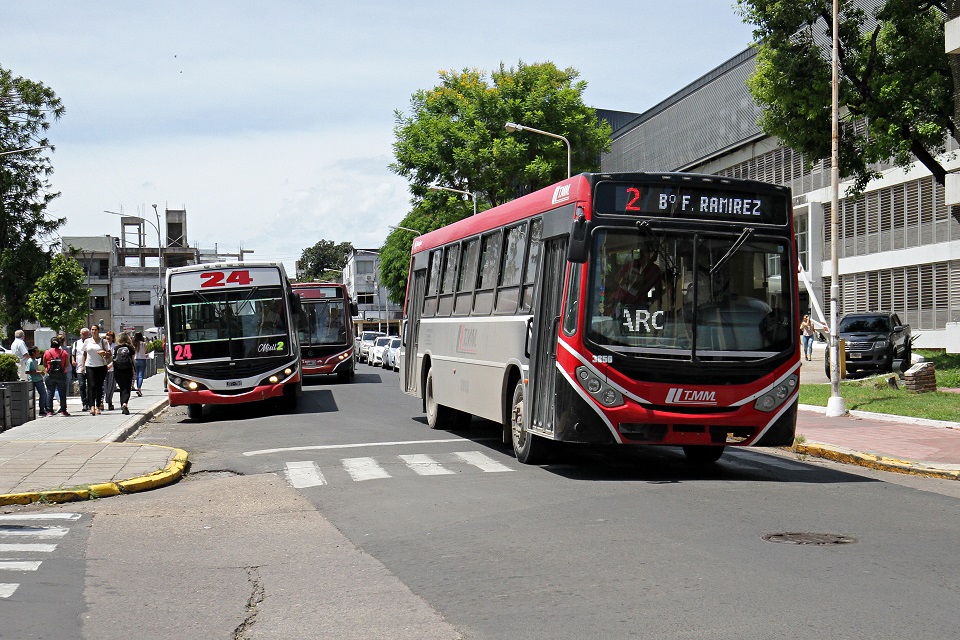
[736,0,956,195]
[384,60,611,299]
[297,239,354,282]
[0,65,65,338]
[27,253,90,335]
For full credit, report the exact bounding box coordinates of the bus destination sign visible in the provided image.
[594,182,787,225]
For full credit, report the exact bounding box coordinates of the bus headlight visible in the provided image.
[754,374,798,412]
[575,366,624,407]
[268,375,280,384]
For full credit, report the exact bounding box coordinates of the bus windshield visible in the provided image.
[586,229,793,359]
[298,299,348,346]
[169,285,291,361]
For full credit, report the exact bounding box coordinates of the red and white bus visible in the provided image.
[400,172,799,464]
[158,262,302,420]
[293,282,357,382]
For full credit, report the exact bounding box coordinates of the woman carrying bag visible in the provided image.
[80,326,109,415]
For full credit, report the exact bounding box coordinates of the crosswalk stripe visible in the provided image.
[0,526,70,539]
[0,561,42,571]
[284,461,327,488]
[0,513,80,521]
[0,583,19,598]
[399,454,455,476]
[453,451,513,473]
[729,451,813,472]
[342,457,391,481]
[0,544,58,553]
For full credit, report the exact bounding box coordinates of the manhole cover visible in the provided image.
[763,533,857,545]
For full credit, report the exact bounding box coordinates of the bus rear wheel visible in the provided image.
[187,404,203,421]
[510,382,549,464]
[682,445,724,464]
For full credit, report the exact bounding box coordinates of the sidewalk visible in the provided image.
[0,372,186,506]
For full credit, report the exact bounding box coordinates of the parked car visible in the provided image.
[369,336,392,367]
[825,311,912,377]
[356,331,385,363]
[383,337,402,371]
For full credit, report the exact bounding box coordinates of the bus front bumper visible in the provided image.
[168,378,298,406]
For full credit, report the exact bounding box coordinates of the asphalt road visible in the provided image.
[6,363,959,638]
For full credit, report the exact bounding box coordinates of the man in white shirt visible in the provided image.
[10,329,29,381]
[73,328,91,412]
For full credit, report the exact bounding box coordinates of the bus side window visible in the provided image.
[423,249,442,318]
[438,243,459,317]
[562,263,582,336]
[473,231,501,315]
[495,223,526,314]
[520,218,542,313]
[455,238,480,316]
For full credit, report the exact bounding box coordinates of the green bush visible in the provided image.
[0,353,19,382]
[147,338,164,353]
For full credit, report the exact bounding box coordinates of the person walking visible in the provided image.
[25,347,50,417]
[112,332,135,415]
[133,331,148,397]
[11,329,30,381]
[79,326,109,415]
[103,330,117,411]
[43,337,70,416]
[73,328,91,412]
[800,314,816,362]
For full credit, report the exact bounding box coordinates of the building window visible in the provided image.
[356,293,374,305]
[91,296,110,310]
[356,260,375,275]
[129,291,152,306]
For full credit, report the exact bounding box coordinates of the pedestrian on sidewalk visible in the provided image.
[42,337,70,415]
[80,326,109,416]
[112,332,135,415]
[801,314,815,361]
[73,328,90,412]
[25,346,50,417]
[103,330,117,411]
[133,331,148,397]
[11,329,29,381]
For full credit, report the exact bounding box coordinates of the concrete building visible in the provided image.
[341,249,402,336]
[603,46,960,351]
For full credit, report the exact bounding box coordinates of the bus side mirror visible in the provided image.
[153,304,165,328]
[289,292,302,314]
[567,209,589,263]
[349,301,359,317]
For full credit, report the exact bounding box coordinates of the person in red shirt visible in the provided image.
[43,337,71,416]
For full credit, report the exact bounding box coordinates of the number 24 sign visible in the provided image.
[200,270,253,288]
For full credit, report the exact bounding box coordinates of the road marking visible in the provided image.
[0,526,70,539]
[732,451,813,472]
[453,451,513,473]
[0,513,80,521]
[399,454,455,476]
[0,583,18,598]
[244,438,497,456]
[0,544,57,553]
[0,561,42,571]
[342,457,391,481]
[284,461,327,488]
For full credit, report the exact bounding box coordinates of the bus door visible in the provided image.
[401,267,427,395]
[526,236,568,436]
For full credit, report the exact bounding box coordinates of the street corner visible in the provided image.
[794,441,960,481]
[0,444,189,507]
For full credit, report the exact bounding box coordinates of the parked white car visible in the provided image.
[356,331,385,363]
[383,337,402,371]
[369,336,392,367]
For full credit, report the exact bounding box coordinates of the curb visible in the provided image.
[795,442,960,481]
[0,446,189,506]
[101,398,171,443]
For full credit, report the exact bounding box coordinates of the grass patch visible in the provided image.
[799,349,960,421]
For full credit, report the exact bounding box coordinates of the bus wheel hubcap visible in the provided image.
[512,400,524,445]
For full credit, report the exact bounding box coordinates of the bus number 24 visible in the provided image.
[173,344,193,361]
[200,270,253,288]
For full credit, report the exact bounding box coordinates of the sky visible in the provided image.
[1,1,756,274]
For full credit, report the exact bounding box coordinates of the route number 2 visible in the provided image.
[200,270,253,288]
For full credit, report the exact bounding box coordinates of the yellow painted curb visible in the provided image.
[0,446,189,506]
[796,443,960,480]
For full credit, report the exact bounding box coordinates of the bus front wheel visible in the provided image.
[187,404,203,421]
[425,367,462,430]
[510,382,549,464]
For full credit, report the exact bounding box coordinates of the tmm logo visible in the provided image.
[552,184,571,204]
[665,388,717,405]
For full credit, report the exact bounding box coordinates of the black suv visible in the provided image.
[826,312,911,376]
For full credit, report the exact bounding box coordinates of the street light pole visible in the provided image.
[429,185,477,216]
[504,121,571,178]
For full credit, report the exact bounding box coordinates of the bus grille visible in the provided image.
[173,360,280,380]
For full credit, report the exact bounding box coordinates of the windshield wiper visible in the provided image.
[710,227,754,275]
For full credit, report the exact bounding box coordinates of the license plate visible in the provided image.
[226,380,243,387]
[848,353,862,359]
